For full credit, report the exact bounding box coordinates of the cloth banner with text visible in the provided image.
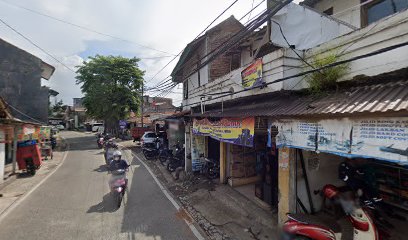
[193,117,255,147]
[241,59,264,89]
[274,117,408,164]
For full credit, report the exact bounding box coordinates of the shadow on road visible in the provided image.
[93,165,109,173]
[87,192,119,213]
[67,136,100,151]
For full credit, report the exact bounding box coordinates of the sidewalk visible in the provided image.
[0,137,68,217]
[120,140,278,240]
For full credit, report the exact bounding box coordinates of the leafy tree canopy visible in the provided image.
[76,55,144,128]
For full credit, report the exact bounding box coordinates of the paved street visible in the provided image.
[0,131,197,240]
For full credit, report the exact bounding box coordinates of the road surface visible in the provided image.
[0,131,197,240]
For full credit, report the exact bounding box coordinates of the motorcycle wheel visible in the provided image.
[167,162,176,172]
[159,156,168,166]
[142,149,153,160]
[116,193,123,208]
[206,167,218,179]
[26,160,36,176]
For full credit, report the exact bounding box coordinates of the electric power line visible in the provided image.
[0,0,177,56]
[160,1,291,96]
[151,1,273,96]
[182,39,408,108]
[4,100,48,125]
[147,0,241,89]
[0,17,77,73]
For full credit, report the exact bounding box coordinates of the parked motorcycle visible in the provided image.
[97,137,104,148]
[282,184,385,240]
[167,147,185,172]
[201,157,220,179]
[159,143,182,166]
[109,169,127,208]
[142,137,161,160]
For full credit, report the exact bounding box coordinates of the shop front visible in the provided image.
[191,116,279,209]
[274,116,408,238]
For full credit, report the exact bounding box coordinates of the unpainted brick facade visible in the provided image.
[174,16,244,85]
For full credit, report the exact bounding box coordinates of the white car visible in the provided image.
[56,124,65,130]
[92,123,104,132]
[141,132,158,147]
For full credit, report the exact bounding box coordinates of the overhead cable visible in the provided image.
[0,17,76,73]
[0,0,176,56]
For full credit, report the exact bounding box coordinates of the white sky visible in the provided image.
[0,0,301,106]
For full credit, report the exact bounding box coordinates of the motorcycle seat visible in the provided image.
[288,213,341,232]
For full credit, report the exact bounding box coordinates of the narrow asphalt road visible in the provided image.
[0,131,197,240]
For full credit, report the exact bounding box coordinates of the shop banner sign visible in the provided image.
[316,119,352,155]
[275,117,408,164]
[17,125,41,141]
[193,117,255,147]
[191,135,206,171]
[275,119,317,150]
[241,59,264,89]
[352,118,408,163]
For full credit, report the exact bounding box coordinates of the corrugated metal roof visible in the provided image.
[192,80,408,118]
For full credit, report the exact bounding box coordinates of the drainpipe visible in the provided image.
[12,125,17,174]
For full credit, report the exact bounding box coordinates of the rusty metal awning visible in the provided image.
[191,80,408,118]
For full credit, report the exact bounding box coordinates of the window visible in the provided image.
[144,133,157,138]
[230,53,241,71]
[323,7,333,16]
[183,81,188,100]
[362,0,408,27]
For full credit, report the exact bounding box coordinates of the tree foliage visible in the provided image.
[49,100,67,118]
[76,55,144,129]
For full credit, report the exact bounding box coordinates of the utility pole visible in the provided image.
[141,81,144,127]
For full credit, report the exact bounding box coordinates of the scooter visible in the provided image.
[282,184,382,240]
[109,169,127,208]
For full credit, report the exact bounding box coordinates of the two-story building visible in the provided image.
[172,0,408,232]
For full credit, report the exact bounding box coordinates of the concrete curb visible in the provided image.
[118,143,206,240]
[0,136,70,223]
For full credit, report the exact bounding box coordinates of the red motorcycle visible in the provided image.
[282,184,386,240]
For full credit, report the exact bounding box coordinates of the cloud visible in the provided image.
[0,0,300,106]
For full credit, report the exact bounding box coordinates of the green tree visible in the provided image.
[75,55,144,132]
[49,100,67,118]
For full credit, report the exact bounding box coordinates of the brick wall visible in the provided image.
[208,17,243,81]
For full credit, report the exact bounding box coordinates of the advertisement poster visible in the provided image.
[352,118,408,163]
[191,135,206,171]
[275,119,317,150]
[193,117,255,147]
[316,119,352,155]
[275,117,408,164]
[17,125,41,141]
[241,59,264,89]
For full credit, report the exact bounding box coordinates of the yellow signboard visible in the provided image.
[193,117,255,147]
[241,59,264,89]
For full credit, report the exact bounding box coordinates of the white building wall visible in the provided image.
[313,0,361,28]
[296,150,345,213]
[305,9,408,82]
[182,8,408,111]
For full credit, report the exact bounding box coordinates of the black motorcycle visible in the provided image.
[142,138,160,160]
[167,147,185,172]
[159,143,182,166]
[202,157,220,179]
